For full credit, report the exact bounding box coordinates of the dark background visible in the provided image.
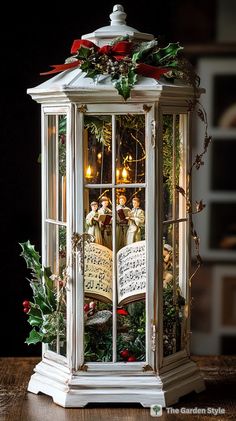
[0,0,217,356]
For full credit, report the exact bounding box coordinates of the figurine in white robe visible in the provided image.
[98,196,112,249]
[85,201,103,245]
[126,197,145,245]
[116,195,130,251]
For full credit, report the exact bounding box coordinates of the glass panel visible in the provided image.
[46,223,67,356]
[83,187,146,362]
[162,113,187,356]
[163,114,180,222]
[45,114,67,356]
[116,115,145,184]
[84,116,112,184]
[47,114,67,222]
[116,188,146,362]
[162,222,185,356]
[47,115,57,220]
[84,188,113,362]
[58,115,67,222]
[83,113,147,364]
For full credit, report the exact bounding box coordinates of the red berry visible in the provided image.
[89,301,96,310]
[23,307,29,313]
[120,349,129,359]
[127,356,136,362]
[84,303,90,312]
[117,308,129,315]
[59,281,64,287]
[23,300,30,307]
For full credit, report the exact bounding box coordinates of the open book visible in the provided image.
[117,208,129,223]
[97,213,112,225]
[84,241,146,305]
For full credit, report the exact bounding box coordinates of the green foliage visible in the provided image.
[163,115,180,197]
[151,43,183,65]
[20,241,66,347]
[25,328,44,345]
[58,116,67,176]
[20,241,42,279]
[84,285,184,362]
[65,36,192,100]
[114,71,137,101]
[163,282,185,356]
[117,301,146,361]
[132,39,158,63]
[84,116,112,146]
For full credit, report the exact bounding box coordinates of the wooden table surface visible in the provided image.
[0,356,235,420]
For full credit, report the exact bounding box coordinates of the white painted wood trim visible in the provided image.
[145,104,156,368]
[27,356,204,407]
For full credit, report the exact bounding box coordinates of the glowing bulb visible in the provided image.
[122,167,128,181]
[86,165,92,179]
[97,152,102,160]
[116,169,120,179]
[128,154,132,161]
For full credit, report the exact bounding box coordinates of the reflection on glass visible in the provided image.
[58,115,67,222]
[59,225,67,273]
[162,113,185,357]
[116,115,145,184]
[47,222,57,273]
[162,225,185,356]
[47,223,67,356]
[48,116,57,220]
[84,116,112,184]
[163,115,180,221]
[47,114,67,222]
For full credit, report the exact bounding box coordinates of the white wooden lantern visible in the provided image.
[27,5,205,408]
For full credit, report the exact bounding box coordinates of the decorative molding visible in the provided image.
[27,357,205,407]
[78,104,88,113]
[143,104,152,113]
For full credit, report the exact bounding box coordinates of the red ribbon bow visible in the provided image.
[41,39,168,81]
[41,39,132,75]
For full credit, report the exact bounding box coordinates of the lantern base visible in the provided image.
[28,356,205,408]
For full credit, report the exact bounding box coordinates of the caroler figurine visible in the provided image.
[85,201,102,245]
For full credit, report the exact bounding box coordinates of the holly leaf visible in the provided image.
[33,289,54,313]
[114,77,130,100]
[25,328,44,345]
[59,116,66,134]
[132,39,158,63]
[77,45,92,59]
[27,305,42,318]
[19,241,41,278]
[114,70,137,100]
[84,69,100,79]
[43,271,57,309]
[28,314,43,327]
[151,43,183,65]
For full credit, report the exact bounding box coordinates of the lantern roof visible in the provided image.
[28,4,200,103]
[82,4,153,46]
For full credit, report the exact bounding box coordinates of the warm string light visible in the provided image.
[85,165,93,179]
[116,166,129,183]
[121,167,128,182]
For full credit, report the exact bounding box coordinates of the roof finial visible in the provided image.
[110,4,127,26]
